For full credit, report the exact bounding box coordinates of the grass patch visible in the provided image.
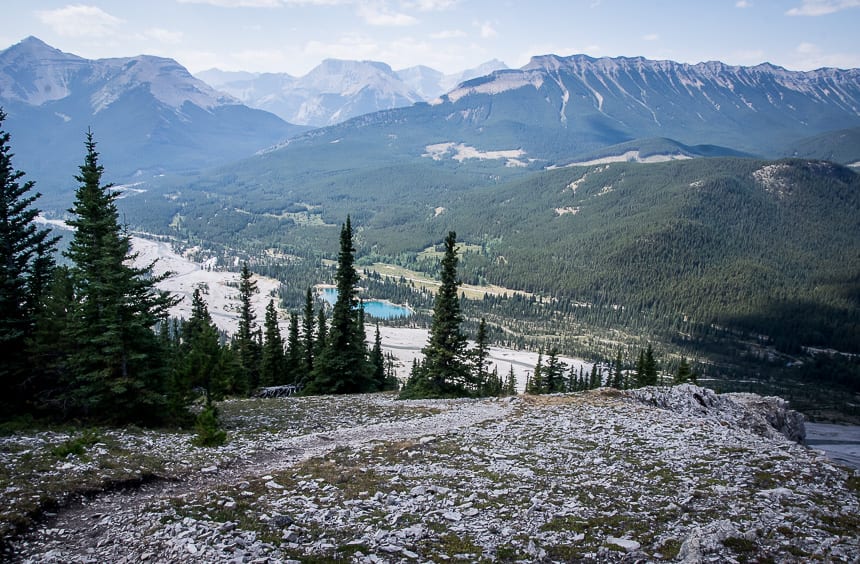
[722,536,757,553]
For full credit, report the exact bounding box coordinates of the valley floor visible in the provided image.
[3,388,859,563]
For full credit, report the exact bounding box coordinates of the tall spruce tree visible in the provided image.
[0,109,59,414]
[472,318,490,394]
[234,262,259,394]
[400,231,469,398]
[544,348,565,393]
[286,312,303,383]
[306,216,371,394]
[643,344,658,385]
[64,130,174,424]
[302,287,315,376]
[260,299,286,387]
[370,323,386,391]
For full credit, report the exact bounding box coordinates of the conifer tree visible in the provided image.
[234,262,259,394]
[27,266,75,414]
[260,299,286,387]
[643,344,658,385]
[635,350,647,388]
[400,232,469,398]
[674,357,693,385]
[315,307,327,359]
[472,318,489,394]
[0,109,59,413]
[505,365,517,396]
[64,130,174,424]
[286,312,302,383]
[306,216,371,394]
[529,349,544,394]
[612,350,625,389]
[589,363,600,389]
[302,287,315,376]
[370,322,386,391]
[169,289,223,423]
[544,348,565,393]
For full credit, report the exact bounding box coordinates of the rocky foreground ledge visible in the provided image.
[2,386,858,563]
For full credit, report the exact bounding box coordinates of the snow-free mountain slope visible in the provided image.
[0,37,304,204]
[435,54,860,155]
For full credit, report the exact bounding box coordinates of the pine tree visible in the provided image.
[505,365,517,396]
[286,312,302,384]
[27,266,75,414]
[589,363,599,389]
[612,350,624,389]
[315,307,327,359]
[260,299,286,387]
[306,217,371,394]
[64,130,175,424]
[0,108,59,414]
[370,323,386,391]
[472,318,489,395]
[400,231,469,398]
[302,287,315,376]
[635,350,647,388]
[169,289,223,423]
[529,349,544,394]
[674,357,692,385]
[544,348,565,393]
[234,262,259,394]
[643,344,658,385]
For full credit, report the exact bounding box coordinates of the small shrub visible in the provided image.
[193,406,227,447]
[50,429,101,459]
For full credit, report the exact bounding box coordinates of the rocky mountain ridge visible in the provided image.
[0,37,303,202]
[197,58,508,126]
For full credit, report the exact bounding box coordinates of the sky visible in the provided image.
[1,0,859,76]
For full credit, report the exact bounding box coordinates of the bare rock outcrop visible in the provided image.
[630,384,806,443]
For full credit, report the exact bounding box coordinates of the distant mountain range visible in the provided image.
[0,36,305,204]
[2,36,860,208]
[196,59,507,127]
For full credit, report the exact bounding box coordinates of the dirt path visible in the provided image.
[11,399,513,563]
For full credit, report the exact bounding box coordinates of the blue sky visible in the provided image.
[1,0,859,75]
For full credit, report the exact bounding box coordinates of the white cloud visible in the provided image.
[786,0,860,16]
[789,41,860,69]
[176,0,283,6]
[730,48,766,64]
[735,0,752,7]
[143,28,184,44]
[358,2,418,26]
[36,4,123,38]
[408,0,458,10]
[478,21,497,39]
[304,33,381,61]
[430,29,467,39]
[642,33,660,41]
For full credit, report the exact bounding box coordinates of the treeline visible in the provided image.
[524,344,696,394]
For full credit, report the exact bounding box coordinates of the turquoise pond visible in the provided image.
[320,288,412,319]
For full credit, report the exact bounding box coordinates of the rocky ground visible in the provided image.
[2,386,859,563]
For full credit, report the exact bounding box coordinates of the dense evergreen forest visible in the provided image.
[6,100,860,418]
[113,153,860,405]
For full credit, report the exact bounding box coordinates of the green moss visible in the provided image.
[722,536,757,553]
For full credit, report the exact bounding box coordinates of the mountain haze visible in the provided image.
[197,59,508,126]
[0,37,304,203]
